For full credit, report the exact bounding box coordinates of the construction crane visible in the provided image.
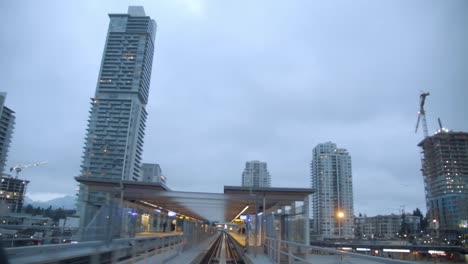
[10,161,48,179]
[415,91,430,138]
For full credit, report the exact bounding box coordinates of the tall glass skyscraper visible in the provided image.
[81,6,156,182]
[310,142,354,239]
[78,7,156,234]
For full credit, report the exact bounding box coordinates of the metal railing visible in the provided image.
[6,234,184,264]
[5,222,219,264]
[264,237,419,264]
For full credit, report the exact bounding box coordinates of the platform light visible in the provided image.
[168,211,176,217]
[356,248,370,252]
[140,200,160,208]
[383,249,410,253]
[231,206,249,223]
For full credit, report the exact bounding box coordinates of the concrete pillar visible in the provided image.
[149,214,154,231]
[157,213,161,232]
[255,194,259,257]
[106,192,114,244]
[162,214,167,232]
[262,193,266,246]
[304,196,310,246]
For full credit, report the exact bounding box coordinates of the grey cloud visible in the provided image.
[1,0,467,216]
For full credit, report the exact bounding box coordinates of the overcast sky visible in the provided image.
[1,0,467,216]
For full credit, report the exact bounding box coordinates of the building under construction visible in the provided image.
[0,175,29,213]
[418,131,468,239]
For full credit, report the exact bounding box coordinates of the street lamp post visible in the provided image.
[432,219,439,241]
[337,211,345,238]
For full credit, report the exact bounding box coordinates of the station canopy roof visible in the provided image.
[76,177,314,222]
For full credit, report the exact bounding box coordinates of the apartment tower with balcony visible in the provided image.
[78,7,156,232]
[310,142,354,239]
[241,160,271,188]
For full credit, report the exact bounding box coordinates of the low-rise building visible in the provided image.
[355,214,421,239]
[0,213,53,226]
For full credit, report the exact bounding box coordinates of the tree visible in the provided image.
[400,214,409,236]
[412,208,423,217]
[23,204,34,214]
[355,223,362,238]
[23,205,76,222]
[412,208,426,232]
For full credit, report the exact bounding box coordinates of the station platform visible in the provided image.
[228,231,273,263]
[72,178,313,264]
[228,231,246,247]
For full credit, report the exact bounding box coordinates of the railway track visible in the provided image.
[195,232,245,264]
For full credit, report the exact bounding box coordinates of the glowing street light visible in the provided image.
[337,211,345,219]
[337,211,345,238]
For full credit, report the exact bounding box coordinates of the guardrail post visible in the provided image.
[288,244,293,264]
[131,240,137,264]
[90,252,100,264]
[143,248,149,264]
[276,239,280,263]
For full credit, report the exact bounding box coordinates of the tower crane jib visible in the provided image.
[415,92,430,138]
[9,161,48,179]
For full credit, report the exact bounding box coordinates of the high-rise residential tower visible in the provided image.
[418,131,468,238]
[0,176,29,213]
[78,7,156,232]
[241,160,271,188]
[310,142,354,239]
[0,92,15,173]
[80,6,156,182]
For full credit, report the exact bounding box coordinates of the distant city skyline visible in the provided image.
[1,1,467,216]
